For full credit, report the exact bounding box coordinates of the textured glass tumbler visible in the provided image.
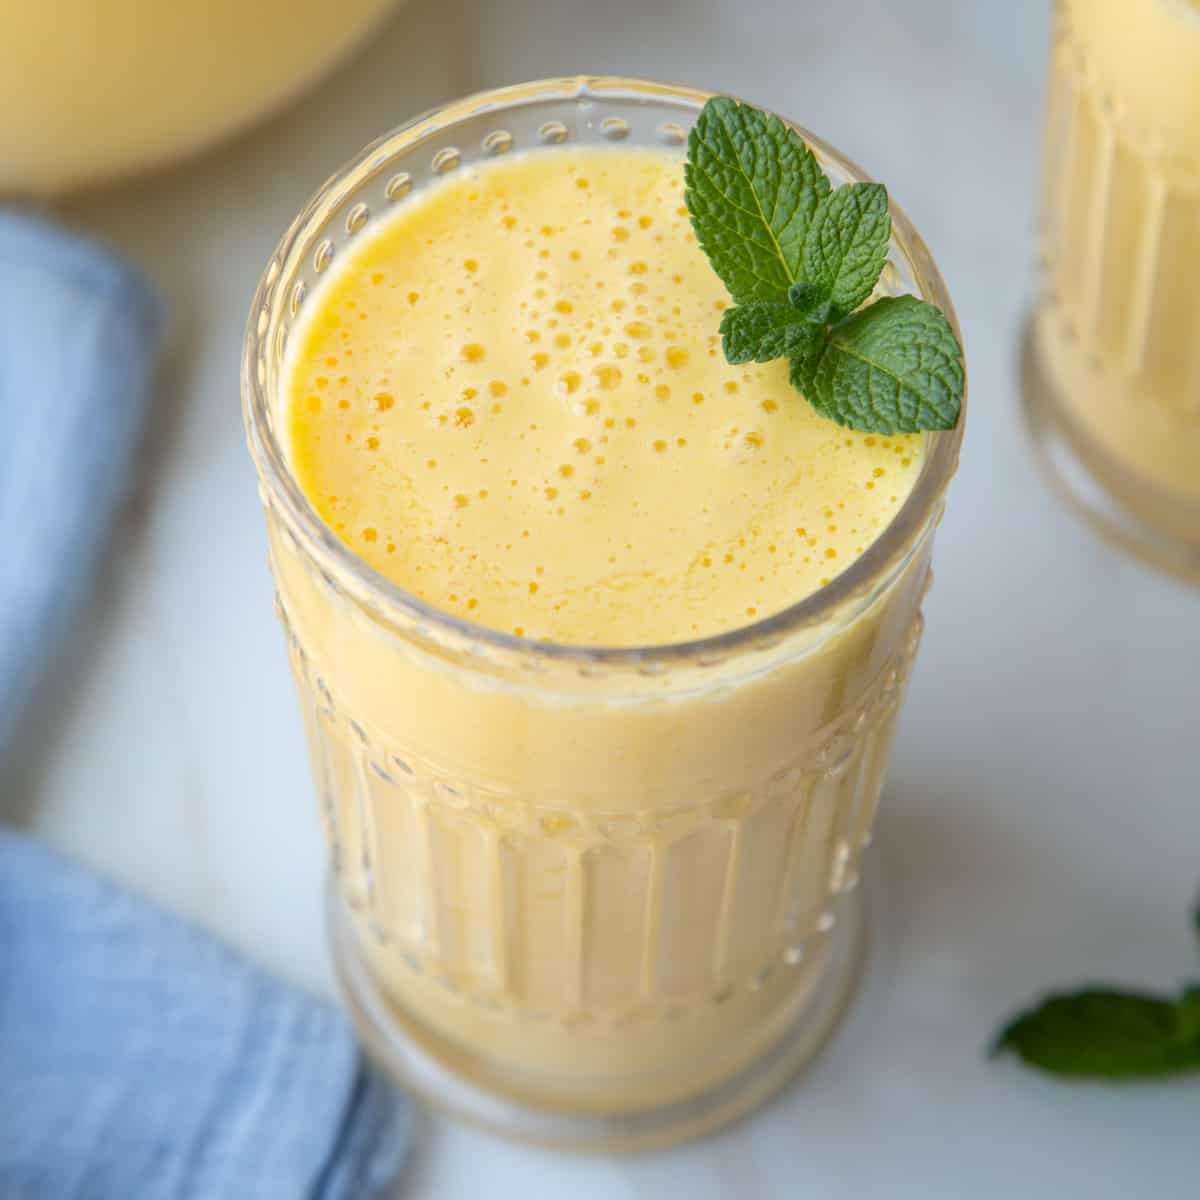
[243,78,965,1152]
[1022,0,1200,581]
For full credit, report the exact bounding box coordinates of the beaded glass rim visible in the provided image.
[242,76,966,671]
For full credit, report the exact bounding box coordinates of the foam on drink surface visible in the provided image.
[286,148,923,646]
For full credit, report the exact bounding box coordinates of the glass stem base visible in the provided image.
[1019,314,1200,585]
[327,874,866,1154]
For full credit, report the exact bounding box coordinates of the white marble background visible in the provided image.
[5,0,1200,1194]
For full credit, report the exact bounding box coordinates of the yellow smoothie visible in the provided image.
[287,150,923,644]
[1035,0,1200,537]
[0,0,396,194]
[268,142,940,1116]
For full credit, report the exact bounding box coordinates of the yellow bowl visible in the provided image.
[0,0,400,194]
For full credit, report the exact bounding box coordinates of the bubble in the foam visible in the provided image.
[593,365,621,390]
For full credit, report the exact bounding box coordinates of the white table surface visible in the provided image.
[7,0,1200,1194]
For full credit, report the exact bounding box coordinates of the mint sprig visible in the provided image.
[684,97,963,435]
[992,900,1200,1080]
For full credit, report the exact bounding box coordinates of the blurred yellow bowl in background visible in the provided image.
[1,0,400,194]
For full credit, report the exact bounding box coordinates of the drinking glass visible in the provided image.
[244,77,965,1151]
[1022,0,1200,580]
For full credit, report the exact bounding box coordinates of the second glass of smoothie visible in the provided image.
[244,78,965,1150]
[1023,0,1200,580]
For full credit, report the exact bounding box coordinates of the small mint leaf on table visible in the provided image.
[683,95,964,435]
[720,302,822,365]
[684,96,830,304]
[992,987,1200,1079]
[799,296,963,434]
[802,182,891,319]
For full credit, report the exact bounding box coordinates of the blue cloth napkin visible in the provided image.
[0,214,408,1197]
[0,211,161,758]
[0,833,407,1199]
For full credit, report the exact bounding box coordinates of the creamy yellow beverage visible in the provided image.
[247,81,963,1145]
[276,145,926,1113]
[287,150,923,644]
[1032,0,1200,548]
[0,0,396,194]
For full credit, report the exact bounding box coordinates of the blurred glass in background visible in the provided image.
[1022,0,1200,581]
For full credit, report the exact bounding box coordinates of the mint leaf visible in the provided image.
[721,302,822,365]
[993,899,1200,1084]
[992,987,1200,1079]
[797,296,963,434]
[803,182,891,319]
[684,97,830,304]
